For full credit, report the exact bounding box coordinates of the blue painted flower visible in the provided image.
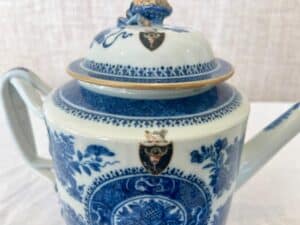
[191,137,243,197]
[114,199,185,225]
[48,132,83,201]
[85,168,212,225]
[48,129,119,202]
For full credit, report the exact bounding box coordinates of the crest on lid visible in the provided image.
[67,0,234,90]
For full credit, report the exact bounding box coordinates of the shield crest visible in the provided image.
[139,31,165,51]
[139,130,173,175]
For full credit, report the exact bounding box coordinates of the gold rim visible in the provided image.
[67,68,234,90]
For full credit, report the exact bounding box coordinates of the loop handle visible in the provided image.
[0,68,55,182]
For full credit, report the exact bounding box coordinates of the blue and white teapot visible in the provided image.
[1,1,299,225]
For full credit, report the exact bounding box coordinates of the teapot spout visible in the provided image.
[236,103,300,190]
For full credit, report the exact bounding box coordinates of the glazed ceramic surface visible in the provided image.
[43,80,249,225]
[1,1,299,225]
[68,28,233,86]
[67,0,233,89]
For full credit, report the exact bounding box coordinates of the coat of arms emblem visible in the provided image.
[139,130,173,175]
[139,31,165,51]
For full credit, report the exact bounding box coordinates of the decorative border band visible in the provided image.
[68,58,234,86]
[52,85,242,128]
[81,59,218,79]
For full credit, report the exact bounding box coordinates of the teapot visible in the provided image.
[1,1,299,225]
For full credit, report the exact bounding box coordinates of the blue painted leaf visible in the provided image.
[82,165,92,176]
[191,151,203,163]
[77,151,83,161]
[95,157,103,162]
[86,145,115,157]
[89,163,100,171]
[70,162,81,174]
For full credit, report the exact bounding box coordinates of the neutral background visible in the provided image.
[0,0,300,101]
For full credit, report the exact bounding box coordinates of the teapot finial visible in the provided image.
[118,0,173,27]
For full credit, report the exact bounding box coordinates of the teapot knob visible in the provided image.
[118,0,173,27]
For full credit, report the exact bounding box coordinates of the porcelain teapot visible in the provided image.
[1,1,299,225]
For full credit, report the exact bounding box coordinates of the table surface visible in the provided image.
[0,102,299,225]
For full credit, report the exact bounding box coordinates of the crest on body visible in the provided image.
[139,130,173,175]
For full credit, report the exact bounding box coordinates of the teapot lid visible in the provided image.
[67,0,234,90]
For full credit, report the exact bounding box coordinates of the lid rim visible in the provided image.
[81,58,219,79]
[67,58,234,90]
[67,67,234,90]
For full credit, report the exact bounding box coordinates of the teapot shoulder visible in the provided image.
[43,80,249,139]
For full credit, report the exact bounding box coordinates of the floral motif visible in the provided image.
[114,198,185,225]
[191,137,244,197]
[84,168,212,225]
[48,129,119,202]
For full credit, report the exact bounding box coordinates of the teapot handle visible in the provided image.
[0,68,55,182]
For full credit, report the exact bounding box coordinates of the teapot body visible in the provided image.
[2,1,299,224]
[44,80,249,225]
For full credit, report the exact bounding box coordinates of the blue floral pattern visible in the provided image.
[84,168,212,225]
[191,137,244,197]
[48,129,119,202]
[114,197,185,225]
[60,184,234,225]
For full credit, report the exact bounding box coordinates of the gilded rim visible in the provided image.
[67,68,234,90]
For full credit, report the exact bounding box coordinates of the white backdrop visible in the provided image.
[0,0,300,101]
